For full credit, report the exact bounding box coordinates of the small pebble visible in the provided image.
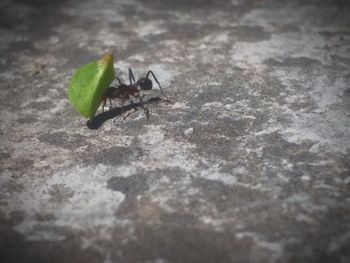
[184,127,193,136]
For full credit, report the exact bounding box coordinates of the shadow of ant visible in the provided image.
[87,96,167,130]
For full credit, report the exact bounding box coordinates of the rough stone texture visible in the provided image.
[1,0,350,262]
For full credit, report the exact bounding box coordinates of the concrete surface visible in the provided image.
[1,0,350,262]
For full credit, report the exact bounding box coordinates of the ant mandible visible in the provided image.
[101,68,168,119]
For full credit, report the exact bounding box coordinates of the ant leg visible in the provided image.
[128,99,138,111]
[113,99,126,122]
[102,98,107,112]
[121,99,138,120]
[138,93,149,120]
[128,68,136,84]
[145,70,168,98]
[115,77,123,85]
[109,98,112,110]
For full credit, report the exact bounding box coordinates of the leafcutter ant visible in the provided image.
[101,68,168,119]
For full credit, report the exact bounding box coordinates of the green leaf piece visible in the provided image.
[68,54,115,119]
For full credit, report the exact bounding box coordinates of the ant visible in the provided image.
[101,68,168,119]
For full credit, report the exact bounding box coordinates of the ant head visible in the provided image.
[138,78,153,90]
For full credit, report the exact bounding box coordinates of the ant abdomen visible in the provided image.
[105,85,129,100]
[138,78,153,90]
[105,87,118,98]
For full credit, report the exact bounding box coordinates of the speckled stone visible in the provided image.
[1,0,350,262]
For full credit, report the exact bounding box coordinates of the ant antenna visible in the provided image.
[128,68,136,84]
[146,70,168,98]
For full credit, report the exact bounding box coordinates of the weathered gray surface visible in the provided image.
[1,0,350,262]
